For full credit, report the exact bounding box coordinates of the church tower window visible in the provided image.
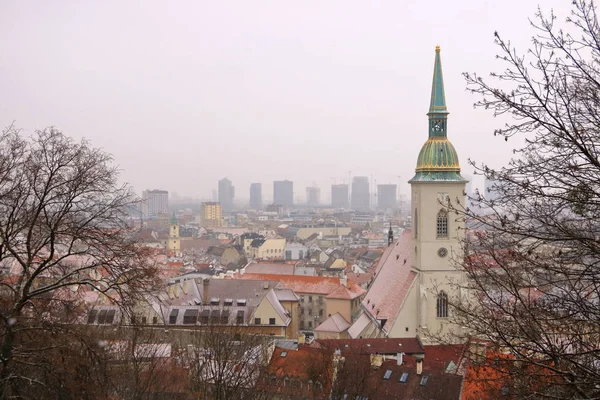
[414,209,418,238]
[436,210,448,239]
[437,291,448,318]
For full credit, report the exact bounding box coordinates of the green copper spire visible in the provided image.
[429,46,448,115]
[409,46,467,184]
[170,213,178,225]
[427,46,449,139]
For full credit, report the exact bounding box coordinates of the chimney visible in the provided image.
[340,275,347,287]
[369,353,383,369]
[298,333,305,345]
[416,359,423,375]
[202,278,210,305]
[397,352,405,365]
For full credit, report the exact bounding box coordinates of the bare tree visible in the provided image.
[105,326,187,400]
[0,126,159,398]
[449,1,600,398]
[184,326,274,400]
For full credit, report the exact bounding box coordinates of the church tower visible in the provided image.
[168,213,181,255]
[409,46,467,337]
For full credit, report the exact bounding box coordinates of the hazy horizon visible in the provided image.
[0,1,571,203]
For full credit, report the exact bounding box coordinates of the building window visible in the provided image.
[308,321,312,328]
[308,296,313,303]
[415,209,418,238]
[308,309,312,316]
[255,317,261,325]
[152,316,158,324]
[300,307,304,315]
[300,296,305,302]
[269,318,276,325]
[436,210,448,239]
[319,309,323,316]
[437,291,448,318]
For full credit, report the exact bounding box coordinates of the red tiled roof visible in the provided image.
[346,272,374,286]
[314,337,424,355]
[360,230,417,327]
[234,273,363,298]
[268,346,329,379]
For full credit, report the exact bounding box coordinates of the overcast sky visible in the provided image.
[0,0,572,203]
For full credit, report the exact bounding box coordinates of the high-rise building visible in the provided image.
[141,189,169,217]
[218,178,235,212]
[201,202,223,228]
[306,187,320,206]
[331,184,349,208]
[250,183,262,209]
[377,184,397,210]
[273,180,293,207]
[351,177,370,210]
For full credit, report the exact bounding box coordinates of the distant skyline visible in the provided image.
[1,1,571,200]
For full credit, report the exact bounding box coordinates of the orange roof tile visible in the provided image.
[235,273,359,297]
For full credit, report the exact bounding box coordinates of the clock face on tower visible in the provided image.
[438,247,448,258]
[433,120,443,132]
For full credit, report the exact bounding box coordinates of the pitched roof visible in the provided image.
[347,312,371,339]
[359,230,417,331]
[363,358,464,399]
[325,282,365,300]
[314,337,424,355]
[235,273,362,298]
[267,345,332,380]
[244,263,295,275]
[274,288,300,302]
[314,313,350,333]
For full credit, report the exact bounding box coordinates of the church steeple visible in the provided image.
[409,46,466,183]
[428,46,449,138]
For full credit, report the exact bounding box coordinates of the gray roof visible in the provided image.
[161,278,289,326]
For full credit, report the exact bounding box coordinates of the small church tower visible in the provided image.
[408,46,467,337]
[168,213,181,255]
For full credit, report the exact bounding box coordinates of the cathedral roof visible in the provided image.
[357,230,417,335]
[410,47,467,184]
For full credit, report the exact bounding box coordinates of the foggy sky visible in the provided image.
[0,1,571,203]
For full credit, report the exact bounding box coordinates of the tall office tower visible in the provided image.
[351,176,370,210]
[273,180,294,207]
[377,184,397,210]
[141,189,169,217]
[306,187,321,206]
[218,178,235,212]
[331,184,349,208]
[250,183,263,209]
[201,202,223,228]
